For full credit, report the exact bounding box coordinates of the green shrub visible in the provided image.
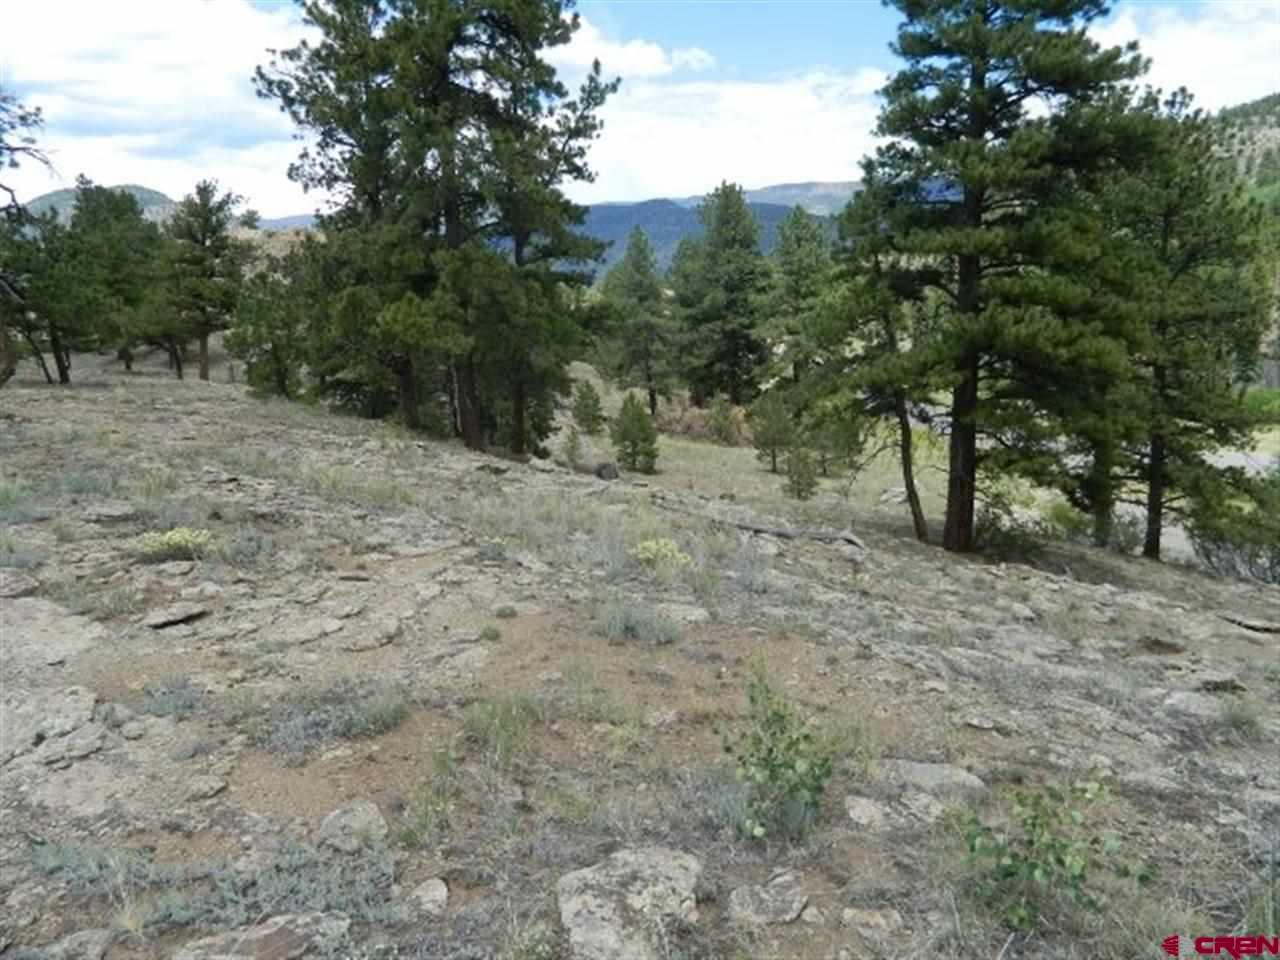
[561,425,584,469]
[1243,387,1280,423]
[610,393,659,473]
[708,396,740,446]
[135,527,212,562]
[249,679,410,766]
[480,625,502,642]
[721,664,835,840]
[600,599,683,646]
[462,693,543,768]
[1189,466,1280,584]
[965,781,1153,931]
[630,537,691,579]
[748,392,793,473]
[783,448,819,500]
[571,381,606,435]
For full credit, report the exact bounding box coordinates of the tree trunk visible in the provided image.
[511,375,528,456]
[895,392,929,544]
[169,341,184,380]
[0,327,16,387]
[198,332,210,381]
[22,331,53,384]
[770,449,778,473]
[48,327,71,384]
[396,356,421,430]
[456,356,485,451]
[1143,432,1166,560]
[648,385,658,418]
[119,346,134,372]
[1087,436,1115,548]
[942,356,978,552]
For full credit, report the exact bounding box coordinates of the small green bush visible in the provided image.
[571,381,606,435]
[135,527,212,562]
[965,781,1153,931]
[783,448,819,501]
[630,537,691,578]
[495,605,518,619]
[708,397,739,446]
[610,393,659,473]
[480,625,502,642]
[1243,387,1280,423]
[600,599,683,646]
[721,664,835,840]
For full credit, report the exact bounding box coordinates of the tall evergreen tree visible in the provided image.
[168,180,250,381]
[767,205,831,383]
[670,182,769,405]
[601,226,676,415]
[1099,91,1273,559]
[874,0,1148,552]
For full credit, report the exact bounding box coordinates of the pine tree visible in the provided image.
[601,227,676,416]
[168,180,250,381]
[571,381,605,435]
[1098,91,1273,559]
[611,392,659,473]
[767,206,831,383]
[874,0,1148,552]
[748,391,793,473]
[670,182,769,405]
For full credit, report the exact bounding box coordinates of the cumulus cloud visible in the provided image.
[1091,1,1280,111]
[547,17,715,78]
[2,0,317,216]
[567,67,886,204]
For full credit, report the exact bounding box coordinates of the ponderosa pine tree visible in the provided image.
[874,0,1149,552]
[670,182,769,405]
[168,180,250,381]
[767,206,831,384]
[256,0,613,450]
[1099,91,1273,559]
[601,226,676,416]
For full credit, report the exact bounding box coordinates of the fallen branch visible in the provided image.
[649,492,868,553]
[1217,613,1280,635]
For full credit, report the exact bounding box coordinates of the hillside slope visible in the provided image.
[26,184,177,224]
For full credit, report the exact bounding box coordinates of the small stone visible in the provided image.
[342,616,401,651]
[800,904,826,925]
[120,720,146,740]
[186,775,227,800]
[842,907,903,937]
[317,799,388,853]
[412,877,449,917]
[0,569,39,599]
[1005,601,1036,622]
[143,602,209,629]
[878,759,986,798]
[845,795,891,829]
[923,680,948,694]
[965,716,996,731]
[644,708,679,729]
[39,927,114,960]
[155,560,195,577]
[728,870,808,926]
[594,462,620,481]
[1196,672,1246,694]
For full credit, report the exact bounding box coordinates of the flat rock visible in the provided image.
[36,927,114,960]
[341,615,401,651]
[557,846,702,960]
[0,569,39,598]
[35,722,106,765]
[187,775,228,800]
[657,602,711,625]
[878,759,986,798]
[412,877,449,917]
[845,795,892,830]
[1162,690,1222,720]
[1,598,105,676]
[81,501,137,523]
[173,913,350,960]
[841,907,904,937]
[728,871,808,926]
[2,686,97,765]
[317,799,387,853]
[143,602,209,629]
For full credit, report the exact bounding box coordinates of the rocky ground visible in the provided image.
[0,355,1277,960]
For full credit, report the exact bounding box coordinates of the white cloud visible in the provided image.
[566,67,885,204]
[2,0,318,217]
[547,17,715,78]
[1092,1,1280,111]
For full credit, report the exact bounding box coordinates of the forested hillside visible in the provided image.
[1219,91,1280,213]
[26,183,176,224]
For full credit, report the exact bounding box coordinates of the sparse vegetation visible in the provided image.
[134,527,212,562]
[461,693,544,769]
[721,664,835,840]
[600,599,683,646]
[247,679,410,766]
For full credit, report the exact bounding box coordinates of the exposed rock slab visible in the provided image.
[173,913,350,960]
[557,847,702,960]
[317,798,387,853]
[143,602,209,629]
[877,759,986,798]
[0,568,39,598]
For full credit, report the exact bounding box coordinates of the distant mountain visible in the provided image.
[27,184,177,224]
[673,180,859,216]
[1218,91,1280,214]
[259,213,318,231]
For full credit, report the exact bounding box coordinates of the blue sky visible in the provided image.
[3,0,1277,217]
